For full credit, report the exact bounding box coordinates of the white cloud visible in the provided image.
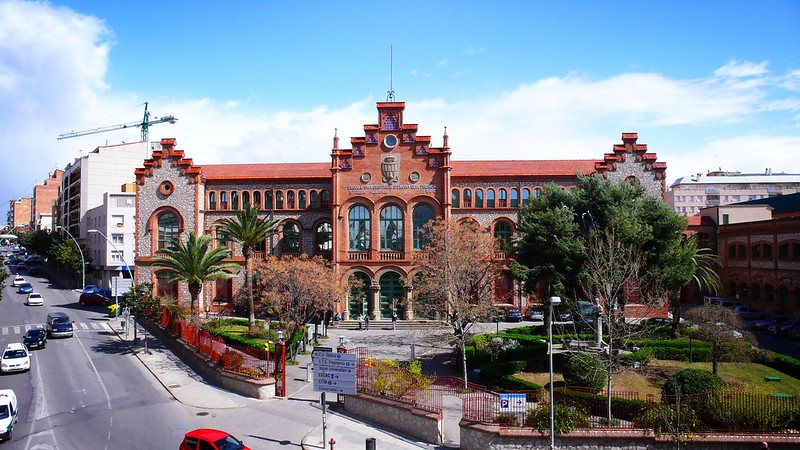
[437,58,449,67]
[2,2,798,219]
[462,46,486,56]
[714,60,769,78]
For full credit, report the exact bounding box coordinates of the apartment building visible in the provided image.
[85,188,137,297]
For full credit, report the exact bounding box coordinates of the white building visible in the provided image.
[667,169,800,215]
[59,141,151,240]
[85,189,136,297]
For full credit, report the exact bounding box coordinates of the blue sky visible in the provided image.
[1,0,799,220]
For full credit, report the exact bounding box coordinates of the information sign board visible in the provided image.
[312,351,357,395]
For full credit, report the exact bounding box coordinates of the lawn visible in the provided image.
[514,360,800,398]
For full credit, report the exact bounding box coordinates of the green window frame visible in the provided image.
[380,204,404,251]
[349,205,370,251]
[157,212,179,250]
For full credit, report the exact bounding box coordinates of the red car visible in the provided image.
[180,429,250,450]
[78,291,112,306]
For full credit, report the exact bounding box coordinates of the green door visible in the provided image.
[379,272,404,319]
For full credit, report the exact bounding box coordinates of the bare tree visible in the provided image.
[412,219,503,388]
[252,255,351,359]
[684,304,752,375]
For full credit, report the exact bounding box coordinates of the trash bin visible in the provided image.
[365,437,376,450]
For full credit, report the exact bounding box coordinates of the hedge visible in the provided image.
[761,352,800,380]
[554,388,648,422]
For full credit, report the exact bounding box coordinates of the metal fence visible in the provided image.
[159,308,276,379]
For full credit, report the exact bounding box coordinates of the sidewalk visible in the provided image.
[110,318,447,449]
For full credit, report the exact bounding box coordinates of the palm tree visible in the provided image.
[153,232,239,318]
[671,235,721,337]
[218,202,279,332]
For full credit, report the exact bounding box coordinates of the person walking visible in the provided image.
[358,314,363,331]
[364,314,370,331]
[392,311,398,331]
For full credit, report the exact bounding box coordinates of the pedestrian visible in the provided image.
[392,311,398,331]
[365,314,370,331]
[358,314,363,331]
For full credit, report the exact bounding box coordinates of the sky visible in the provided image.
[1,0,799,221]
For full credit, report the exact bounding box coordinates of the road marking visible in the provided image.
[1,328,6,335]
[0,323,114,335]
[13,326,20,334]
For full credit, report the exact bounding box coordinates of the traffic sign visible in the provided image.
[313,351,357,395]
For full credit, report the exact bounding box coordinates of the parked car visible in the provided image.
[26,293,44,306]
[769,319,800,335]
[14,262,27,271]
[3,257,19,266]
[22,328,46,350]
[554,308,573,322]
[501,307,523,322]
[1,344,30,373]
[79,291,112,306]
[645,317,672,326]
[46,312,74,338]
[10,276,25,287]
[180,428,251,450]
[28,266,40,276]
[82,284,99,295]
[0,390,18,441]
[524,308,545,321]
[704,296,740,309]
[753,316,781,331]
[786,323,800,340]
[17,283,33,294]
[732,305,764,321]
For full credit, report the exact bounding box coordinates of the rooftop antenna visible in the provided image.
[387,45,395,101]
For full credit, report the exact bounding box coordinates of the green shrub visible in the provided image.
[661,369,726,397]
[634,403,702,436]
[702,391,798,430]
[620,348,654,367]
[563,353,606,390]
[554,388,648,422]
[761,352,800,380]
[526,403,588,434]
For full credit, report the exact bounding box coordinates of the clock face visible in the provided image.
[383,134,398,149]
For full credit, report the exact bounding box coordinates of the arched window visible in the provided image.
[253,191,261,209]
[281,222,300,254]
[242,191,250,207]
[522,188,530,206]
[451,189,460,208]
[155,271,178,299]
[287,191,295,209]
[510,189,519,207]
[493,220,512,243]
[231,191,239,210]
[220,192,228,210]
[157,212,179,250]
[380,205,404,251]
[498,189,507,207]
[320,190,330,208]
[487,189,496,208]
[413,204,435,250]
[208,192,217,210]
[299,191,307,209]
[534,188,541,199]
[463,189,472,208]
[215,225,230,249]
[276,191,284,209]
[310,191,319,209]
[348,205,370,251]
[475,189,484,208]
[315,222,332,254]
[264,190,273,209]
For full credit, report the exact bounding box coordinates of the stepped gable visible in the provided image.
[595,132,667,179]
[135,138,201,185]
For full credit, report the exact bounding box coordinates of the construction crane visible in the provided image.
[57,102,178,142]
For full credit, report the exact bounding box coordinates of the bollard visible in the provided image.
[328,438,336,450]
[365,437,376,450]
[306,362,313,382]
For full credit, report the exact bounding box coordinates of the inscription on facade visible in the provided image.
[346,184,436,195]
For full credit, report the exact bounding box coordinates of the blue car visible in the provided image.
[17,283,33,294]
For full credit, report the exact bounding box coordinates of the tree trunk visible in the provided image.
[243,250,256,333]
[712,343,719,375]
[460,339,468,389]
[670,291,681,338]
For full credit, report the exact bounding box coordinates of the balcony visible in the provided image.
[348,251,371,261]
[379,251,404,261]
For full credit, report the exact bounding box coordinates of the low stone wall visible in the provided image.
[344,394,442,444]
[460,420,800,450]
[139,318,276,399]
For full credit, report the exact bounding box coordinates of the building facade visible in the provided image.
[32,169,63,232]
[134,102,667,320]
[85,188,137,297]
[667,170,800,215]
[7,198,31,232]
[698,193,800,318]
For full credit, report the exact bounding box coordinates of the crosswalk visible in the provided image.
[0,322,113,335]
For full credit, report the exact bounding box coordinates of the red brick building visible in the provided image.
[134,101,667,321]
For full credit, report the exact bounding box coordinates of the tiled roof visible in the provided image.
[451,160,598,177]
[201,163,331,180]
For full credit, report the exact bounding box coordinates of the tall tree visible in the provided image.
[152,232,238,318]
[670,236,721,337]
[252,255,350,360]
[413,219,503,388]
[217,203,279,332]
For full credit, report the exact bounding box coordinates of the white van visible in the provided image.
[0,389,18,441]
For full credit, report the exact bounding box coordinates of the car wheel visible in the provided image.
[79,300,84,305]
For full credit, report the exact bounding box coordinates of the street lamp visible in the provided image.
[548,296,561,450]
[56,226,84,290]
[88,229,135,315]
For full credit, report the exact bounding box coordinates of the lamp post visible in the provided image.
[56,226,84,291]
[88,229,135,315]
[548,296,561,450]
